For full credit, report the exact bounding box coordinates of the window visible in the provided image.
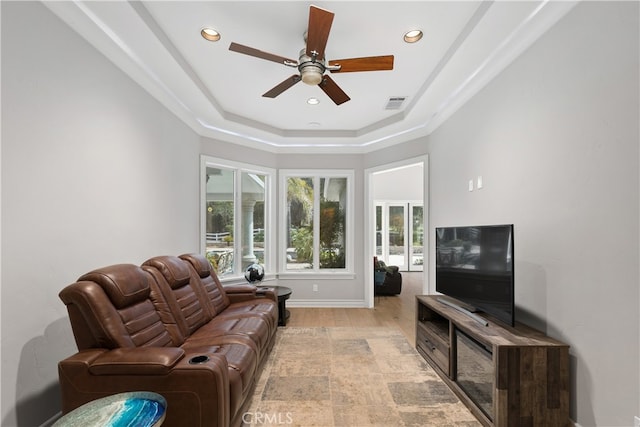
[375,201,424,271]
[201,156,275,279]
[280,170,353,274]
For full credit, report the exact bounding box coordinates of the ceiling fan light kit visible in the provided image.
[301,66,324,85]
[228,5,394,105]
[298,48,326,85]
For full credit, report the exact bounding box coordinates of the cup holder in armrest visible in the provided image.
[189,355,210,364]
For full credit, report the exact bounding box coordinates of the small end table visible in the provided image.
[273,286,292,326]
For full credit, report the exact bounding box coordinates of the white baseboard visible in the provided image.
[287,299,367,308]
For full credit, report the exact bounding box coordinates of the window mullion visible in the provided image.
[313,176,320,271]
[234,169,242,276]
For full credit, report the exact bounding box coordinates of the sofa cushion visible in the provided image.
[179,253,278,329]
[143,256,191,290]
[220,300,279,331]
[61,265,175,349]
[190,316,271,353]
[179,253,231,315]
[79,264,151,309]
[143,256,213,339]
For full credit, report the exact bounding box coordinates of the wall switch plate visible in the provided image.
[468,179,474,192]
[312,284,318,292]
[477,175,483,189]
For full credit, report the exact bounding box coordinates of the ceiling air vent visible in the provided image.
[385,96,407,110]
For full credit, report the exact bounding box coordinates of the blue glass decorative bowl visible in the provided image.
[53,391,166,427]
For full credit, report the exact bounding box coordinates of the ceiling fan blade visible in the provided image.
[328,55,394,73]
[229,42,297,66]
[306,5,334,59]
[318,75,350,105]
[263,75,302,98]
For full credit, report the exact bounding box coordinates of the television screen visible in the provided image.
[435,224,514,326]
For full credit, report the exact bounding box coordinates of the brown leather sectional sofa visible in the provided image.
[57,253,278,427]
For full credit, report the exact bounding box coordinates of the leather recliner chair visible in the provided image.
[57,253,278,427]
[374,257,402,295]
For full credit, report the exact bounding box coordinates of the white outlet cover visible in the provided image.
[468,180,474,192]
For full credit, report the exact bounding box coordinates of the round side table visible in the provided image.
[273,286,292,326]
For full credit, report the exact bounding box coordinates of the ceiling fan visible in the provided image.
[229,5,394,105]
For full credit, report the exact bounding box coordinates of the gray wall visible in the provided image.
[424,2,638,426]
[1,2,200,425]
[373,163,423,201]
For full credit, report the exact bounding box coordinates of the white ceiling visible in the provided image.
[44,1,577,153]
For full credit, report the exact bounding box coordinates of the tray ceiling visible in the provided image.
[45,1,577,153]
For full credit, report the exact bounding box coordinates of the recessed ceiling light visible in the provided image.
[403,30,423,43]
[307,98,320,105]
[201,27,221,42]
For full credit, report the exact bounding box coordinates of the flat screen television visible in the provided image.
[435,224,515,326]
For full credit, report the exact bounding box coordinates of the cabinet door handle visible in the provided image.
[424,338,436,351]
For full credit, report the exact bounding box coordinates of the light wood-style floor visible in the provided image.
[287,272,424,346]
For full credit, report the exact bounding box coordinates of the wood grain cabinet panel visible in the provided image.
[416,295,570,427]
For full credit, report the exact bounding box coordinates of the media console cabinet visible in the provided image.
[415,295,569,427]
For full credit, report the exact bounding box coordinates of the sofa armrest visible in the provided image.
[88,347,185,375]
[59,348,231,427]
[255,286,277,302]
[223,284,260,303]
[223,284,256,294]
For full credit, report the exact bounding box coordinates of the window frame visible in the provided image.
[200,155,276,282]
[278,169,355,278]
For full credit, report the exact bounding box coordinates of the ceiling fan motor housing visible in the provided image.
[298,48,325,85]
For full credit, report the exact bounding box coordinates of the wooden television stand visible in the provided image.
[415,295,570,427]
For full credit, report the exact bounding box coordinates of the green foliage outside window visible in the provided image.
[285,175,348,270]
[319,200,345,268]
[290,227,313,263]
